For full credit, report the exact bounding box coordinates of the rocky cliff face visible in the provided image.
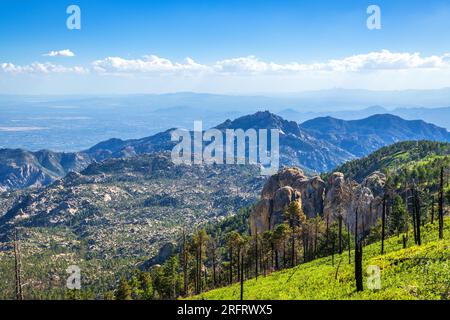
[249,168,386,235]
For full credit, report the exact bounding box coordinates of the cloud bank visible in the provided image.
[3,50,450,93]
[2,50,450,76]
[0,62,87,74]
[91,50,450,75]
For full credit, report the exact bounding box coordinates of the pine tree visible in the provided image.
[163,256,180,299]
[207,237,218,288]
[272,224,290,270]
[389,195,408,236]
[254,234,259,280]
[226,231,243,283]
[115,277,132,300]
[284,201,305,267]
[192,229,208,294]
[138,272,154,300]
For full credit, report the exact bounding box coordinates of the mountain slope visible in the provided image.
[193,218,450,300]
[0,149,91,191]
[301,114,450,157]
[0,153,264,259]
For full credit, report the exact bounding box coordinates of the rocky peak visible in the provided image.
[362,171,386,196]
[250,167,386,236]
[215,111,302,136]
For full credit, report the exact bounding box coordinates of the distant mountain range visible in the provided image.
[300,114,450,157]
[3,92,450,153]
[1,112,449,191]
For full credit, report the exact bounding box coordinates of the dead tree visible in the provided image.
[14,228,24,300]
[413,189,421,245]
[325,214,330,255]
[338,215,343,254]
[381,196,386,254]
[403,184,410,245]
[240,251,244,300]
[182,228,188,296]
[210,238,217,288]
[439,167,444,239]
[229,246,233,285]
[331,238,335,266]
[431,196,435,224]
[354,210,363,292]
[254,234,258,280]
[347,223,351,264]
[408,188,418,244]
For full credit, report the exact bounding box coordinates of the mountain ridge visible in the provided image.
[1,112,449,191]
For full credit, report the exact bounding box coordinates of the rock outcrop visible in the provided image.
[249,168,386,235]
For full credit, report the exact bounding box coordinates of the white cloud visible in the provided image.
[89,50,450,76]
[213,50,450,74]
[43,49,75,57]
[92,55,210,74]
[325,50,450,72]
[3,50,450,93]
[0,62,88,74]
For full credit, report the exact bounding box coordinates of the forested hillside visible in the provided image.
[111,141,450,300]
[330,141,450,182]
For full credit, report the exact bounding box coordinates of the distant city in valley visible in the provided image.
[2,90,450,152]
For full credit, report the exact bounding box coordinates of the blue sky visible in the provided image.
[2,0,450,94]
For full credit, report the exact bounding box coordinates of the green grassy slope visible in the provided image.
[192,218,450,300]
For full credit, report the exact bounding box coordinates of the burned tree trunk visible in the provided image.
[14,228,23,301]
[237,248,241,282]
[354,210,363,292]
[325,214,330,255]
[240,252,244,300]
[182,229,188,296]
[291,229,296,267]
[431,196,435,224]
[381,196,386,254]
[338,216,343,254]
[254,235,258,280]
[409,188,418,245]
[347,223,351,264]
[229,247,233,285]
[439,167,444,240]
[199,240,203,293]
[212,242,217,288]
[413,189,421,245]
[331,238,335,266]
